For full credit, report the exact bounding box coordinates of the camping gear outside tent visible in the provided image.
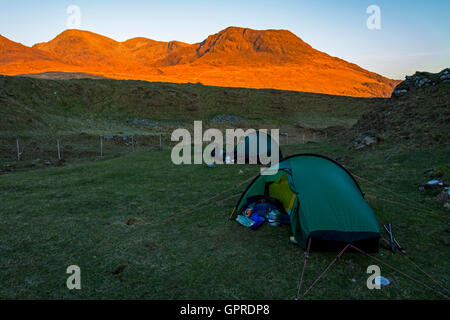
[231,153,381,251]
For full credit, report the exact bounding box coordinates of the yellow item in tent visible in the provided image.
[229,207,237,219]
[268,174,296,212]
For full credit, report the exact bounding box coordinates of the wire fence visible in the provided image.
[0,131,327,172]
[0,134,171,170]
[279,131,327,145]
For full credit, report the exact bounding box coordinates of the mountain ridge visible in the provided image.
[0,27,399,97]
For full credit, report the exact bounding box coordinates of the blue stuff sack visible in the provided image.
[250,213,265,230]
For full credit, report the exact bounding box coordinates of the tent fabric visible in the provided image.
[268,174,296,212]
[232,154,380,250]
[234,131,282,163]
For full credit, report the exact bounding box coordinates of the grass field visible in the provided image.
[1,75,448,299]
[1,140,448,299]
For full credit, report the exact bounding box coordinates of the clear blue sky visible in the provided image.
[0,0,448,79]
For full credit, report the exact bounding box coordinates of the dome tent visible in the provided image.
[230,154,380,251]
[233,130,282,164]
[211,130,282,164]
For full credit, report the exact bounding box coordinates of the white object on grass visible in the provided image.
[374,276,390,286]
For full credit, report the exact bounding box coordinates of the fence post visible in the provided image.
[57,139,61,160]
[16,138,20,161]
[100,136,103,158]
[160,133,162,150]
[286,133,289,145]
[132,136,135,152]
[302,134,305,144]
[313,132,316,142]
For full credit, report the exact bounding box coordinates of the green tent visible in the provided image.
[231,154,380,251]
[234,131,282,164]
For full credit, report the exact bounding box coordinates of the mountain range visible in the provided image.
[0,27,399,97]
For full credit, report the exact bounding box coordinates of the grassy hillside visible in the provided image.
[0,75,381,138]
[351,69,450,147]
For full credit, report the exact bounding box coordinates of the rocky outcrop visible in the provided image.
[353,68,450,145]
[351,136,378,150]
[210,114,244,123]
[392,68,450,97]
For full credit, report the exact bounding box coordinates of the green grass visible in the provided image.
[0,75,448,299]
[0,134,166,171]
[0,75,379,138]
[351,81,450,147]
[1,141,448,299]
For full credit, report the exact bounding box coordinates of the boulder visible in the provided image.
[393,88,408,97]
[211,114,243,123]
[435,187,450,204]
[352,136,378,150]
[418,180,450,191]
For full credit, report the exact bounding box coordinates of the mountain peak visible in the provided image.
[217,26,293,35]
[53,29,115,40]
[206,26,309,48]
[34,29,118,48]
[57,28,94,36]
[0,34,11,42]
[0,34,25,47]
[190,26,314,66]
